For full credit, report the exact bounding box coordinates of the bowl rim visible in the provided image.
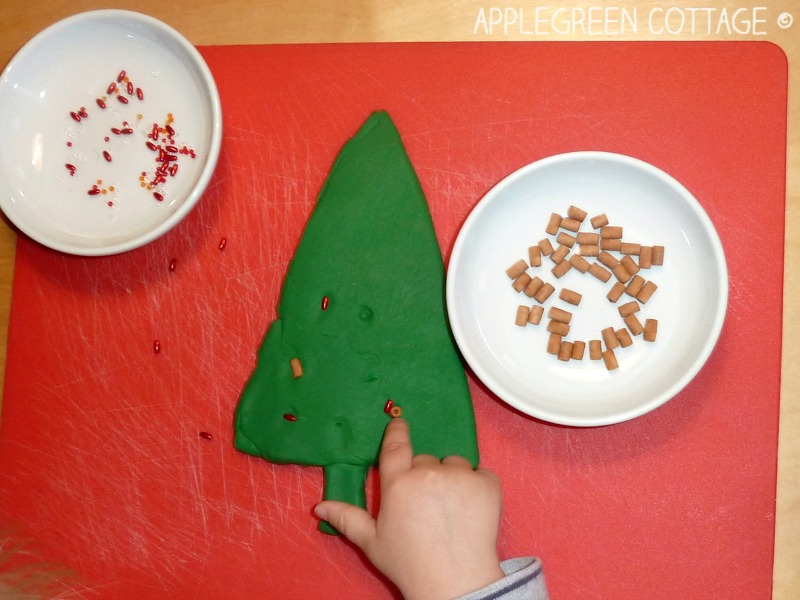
[0,9,223,256]
[446,150,729,427]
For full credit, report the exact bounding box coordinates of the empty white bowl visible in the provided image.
[0,10,222,255]
[447,152,728,426]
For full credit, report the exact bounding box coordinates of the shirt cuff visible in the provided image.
[456,557,548,600]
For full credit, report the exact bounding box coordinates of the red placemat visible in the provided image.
[0,42,786,599]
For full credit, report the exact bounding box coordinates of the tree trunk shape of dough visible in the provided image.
[234,111,479,534]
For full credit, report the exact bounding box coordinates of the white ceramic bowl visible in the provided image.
[447,152,728,426]
[0,10,222,255]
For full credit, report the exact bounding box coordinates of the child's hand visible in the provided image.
[314,418,505,600]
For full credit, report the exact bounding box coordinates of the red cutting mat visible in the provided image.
[0,42,786,599]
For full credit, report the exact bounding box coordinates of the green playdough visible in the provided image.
[234,111,478,534]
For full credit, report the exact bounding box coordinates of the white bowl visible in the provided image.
[0,10,222,255]
[446,152,728,426]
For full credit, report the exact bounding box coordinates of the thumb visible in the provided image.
[315,500,376,549]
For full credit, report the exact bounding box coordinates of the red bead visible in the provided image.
[283,413,297,422]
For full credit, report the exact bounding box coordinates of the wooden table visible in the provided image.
[1,1,798,598]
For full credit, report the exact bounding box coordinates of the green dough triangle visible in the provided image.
[234,111,478,534]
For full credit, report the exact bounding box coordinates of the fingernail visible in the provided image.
[313,504,328,520]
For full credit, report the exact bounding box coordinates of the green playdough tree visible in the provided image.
[234,111,479,534]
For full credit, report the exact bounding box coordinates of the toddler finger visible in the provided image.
[314,501,376,550]
[378,418,413,481]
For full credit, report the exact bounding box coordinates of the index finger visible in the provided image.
[377,417,413,481]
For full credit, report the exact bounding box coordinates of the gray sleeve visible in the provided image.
[455,557,548,600]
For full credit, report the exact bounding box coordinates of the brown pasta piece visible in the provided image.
[512,272,532,292]
[600,225,623,239]
[559,217,582,232]
[545,213,562,235]
[638,246,653,268]
[600,238,621,251]
[550,244,570,264]
[557,232,577,248]
[548,306,573,324]
[589,263,612,282]
[506,259,528,279]
[547,320,570,336]
[620,255,640,277]
[620,242,641,255]
[598,251,619,269]
[538,238,555,256]
[557,341,574,362]
[551,260,572,279]
[528,245,542,267]
[618,301,640,317]
[515,305,530,326]
[533,282,556,304]
[602,349,619,371]
[528,305,544,325]
[567,205,588,222]
[559,288,582,305]
[625,275,646,297]
[576,232,600,245]
[601,326,619,350]
[590,214,609,229]
[290,357,304,378]
[624,313,644,336]
[569,254,591,273]
[612,263,632,283]
[547,333,563,355]
[523,276,544,298]
[615,328,633,348]
[637,280,658,303]
[644,318,658,342]
[606,282,626,303]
